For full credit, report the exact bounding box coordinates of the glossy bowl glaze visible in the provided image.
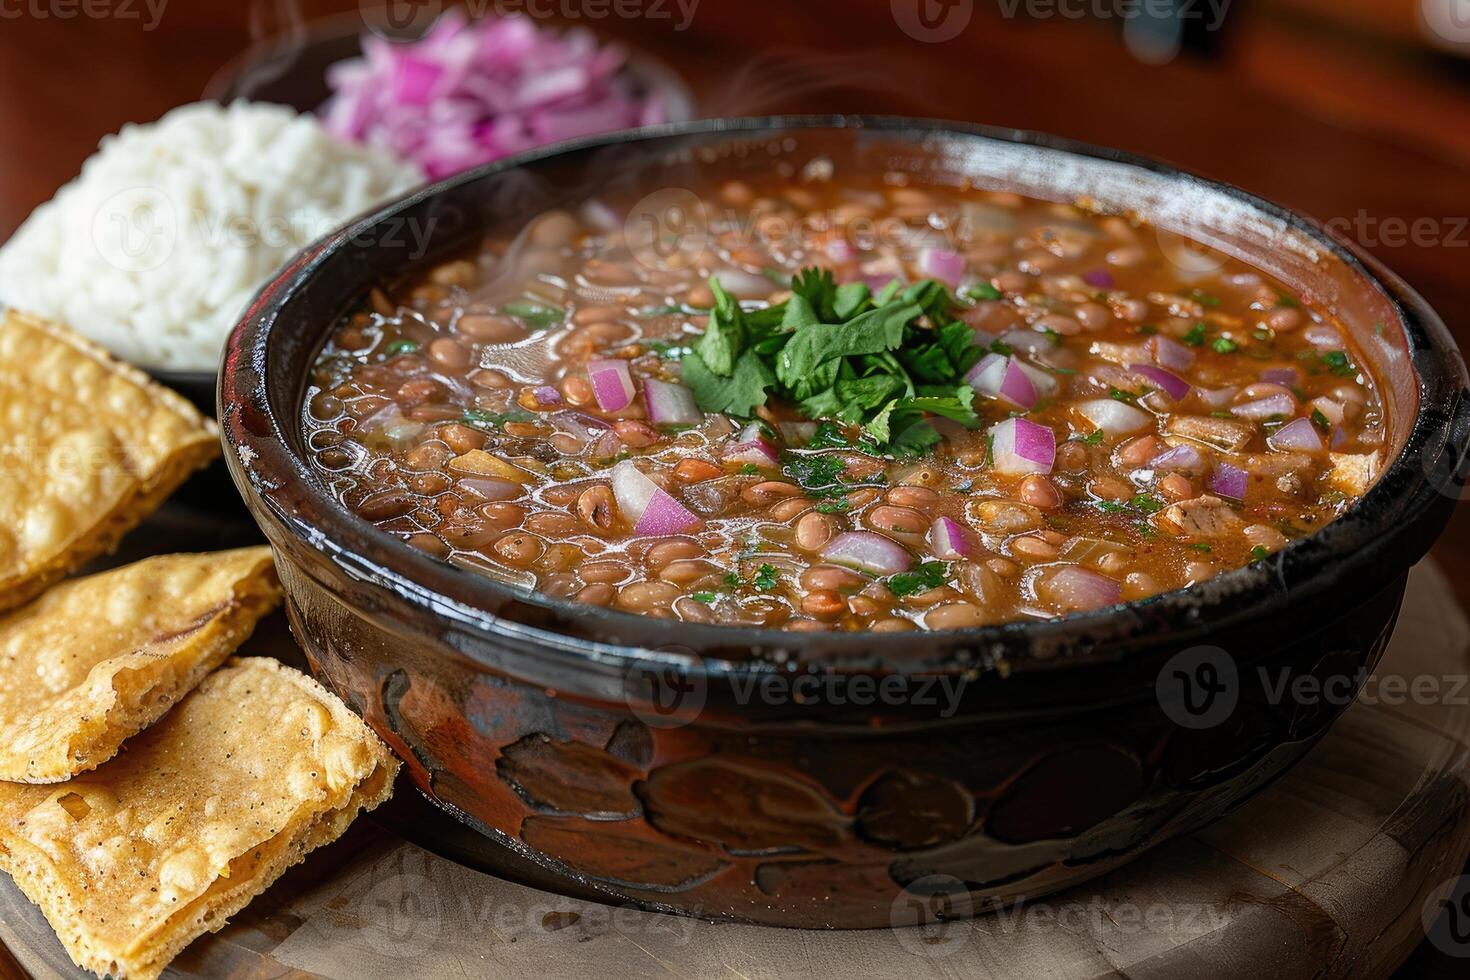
[221,118,1469,928]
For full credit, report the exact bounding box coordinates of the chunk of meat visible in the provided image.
[1163,415,1255,453]
[1155,494,1243,538]
[1327,452,1379,496]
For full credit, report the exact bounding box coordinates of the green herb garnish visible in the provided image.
[691,592,717,604]
[1321,350,1358,378]
[753,564,780,591]
[382,339,421,356]
[1275,295,1299,308]
[1250,545,1270,562]
[680,268,982,454]
[1211,337,1238,355]
[960,282,1003,302]
[1310,408,1332,431]
[739,463,761,475]
[1189,289,1222,308]
[1073,429,1105,446]
[1129,493,1165,514]
[888,561,949,598]
[806,421,852,450]
[1182,322,1207,347]
[1109,387,1142,403]
[1189,543,1213,553]
[646,339,691,360]
[501,302,564,330]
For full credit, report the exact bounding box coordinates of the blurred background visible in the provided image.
[0,0,1467,974]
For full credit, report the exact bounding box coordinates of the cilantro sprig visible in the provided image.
[680,268,983,455]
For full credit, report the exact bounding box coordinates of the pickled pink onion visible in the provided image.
[322,10,674,179]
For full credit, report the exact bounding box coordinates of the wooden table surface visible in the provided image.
[0,0,1467,975]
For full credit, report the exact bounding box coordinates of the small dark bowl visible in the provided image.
[220,118,1469,928]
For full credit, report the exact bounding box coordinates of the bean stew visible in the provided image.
[302,173,1387,631]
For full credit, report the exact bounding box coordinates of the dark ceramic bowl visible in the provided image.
[220,117,1469,929]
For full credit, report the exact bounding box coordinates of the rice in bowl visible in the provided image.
[0,100,422,372]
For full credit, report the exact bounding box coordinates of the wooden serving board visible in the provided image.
[2,524,1468,979]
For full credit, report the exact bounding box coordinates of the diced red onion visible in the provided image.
[999,329,1054,356]
[821,532,913,576]
[1267,417,1326,454]
[1128,363,1192,401]
[918,247,966,285]
[587,358,635,412]
[1197,385,1239,409]
[928,517,979,560]
[1150,443,1205,472]
[591,429,623,458]
[1260,367,1298,387]
[1015,360,1060,396]
[1331,425,1348,449]
[579,199,622,232]
[968,355,1039,410]
[531,385,561,406]
[1082,269,1115,289]
[1230,392,1296,419]
[1074,399,1151,435]
[1309,396,1345,426]
[550,411,612,444]
[724,423,781,469]
[644,378,702,426]
[610,460,701,537]
[1035,565,1122,612]
[1208,462,1249,500]
[1149,335,1196,371]
[990,417,1056,475]
[362,401,403,430]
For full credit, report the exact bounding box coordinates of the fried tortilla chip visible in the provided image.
[0,310,219,613]
[0,548,281,783]
[0,657,398,980]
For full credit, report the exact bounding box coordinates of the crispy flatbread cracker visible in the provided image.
[0,657,398,980]
[0,309,220,612]
[0,548,281,783]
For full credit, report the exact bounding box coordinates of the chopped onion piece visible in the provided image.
[1015,360,1060,396]
[1230,392,1296,419]
[1197,385,1239,409]
[990,417,1056,475]
[918,247,966,285]
[1309,396,1345,426]
[1260,367,1298,387]
[1149,335,1195,371]
[777,421,818,445]
[928,517,979,560]
[1074,399,1151,435]
[531,385,561,406]
[587,358,635,412]
[1208,462,1249,500]
[610,460,701,536]
[1128,363,1192,401]
[1083,269,1115,289]
[1150,443,1205,472]
[644,378,702,426]
[821,532,913,576]
[1268,417,1326,454]
[1033,565,1121,613]
[998,329,1054,356]
[724,424,781,469]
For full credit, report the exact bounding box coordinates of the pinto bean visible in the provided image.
[866,506,927,534]
[741,482,804,505]
[576,485,615,530]
[795,512,837,551]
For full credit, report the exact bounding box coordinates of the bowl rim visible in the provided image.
[220,114,1469,676]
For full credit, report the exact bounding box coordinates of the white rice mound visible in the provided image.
[0,101,423,371]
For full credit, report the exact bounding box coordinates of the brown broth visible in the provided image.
[302,174,1386,631]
